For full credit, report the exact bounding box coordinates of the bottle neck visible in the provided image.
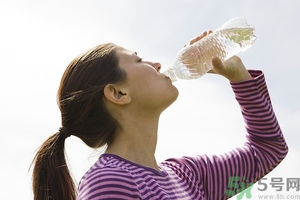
[163,69,177,82]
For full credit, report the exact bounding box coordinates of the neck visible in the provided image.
[105,110,160,171]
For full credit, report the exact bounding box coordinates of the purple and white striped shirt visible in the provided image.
[77,70,288,200]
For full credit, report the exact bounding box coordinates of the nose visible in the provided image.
[152,62,161,72]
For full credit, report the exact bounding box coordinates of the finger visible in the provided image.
[185,30,212,47]
[211,57,224,71]
[189,31,206,45]
[189,31,207,45]
[208,57,222,74]
[207,69,216,74]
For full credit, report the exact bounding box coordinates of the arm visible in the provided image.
[167,69,288,200]
[226,70,288,196]
[206,56,288,199]
[163,47,288,199]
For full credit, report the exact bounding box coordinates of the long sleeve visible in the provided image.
[230,70,288,175]
[230,70,288,177]
[165,70,288,200]
[77,70,288,200]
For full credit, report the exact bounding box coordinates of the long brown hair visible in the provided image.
[31,43,126,200]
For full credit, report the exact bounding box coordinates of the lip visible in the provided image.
[164,74,173,82]
[162,70,177,82]
[162,73,170,79]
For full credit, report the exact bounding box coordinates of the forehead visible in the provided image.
[116,46,137,62]
[116,46,134,55]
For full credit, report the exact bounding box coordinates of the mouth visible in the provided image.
[162,70,177,82]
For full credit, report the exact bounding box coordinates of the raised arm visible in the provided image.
[164,54,288,199]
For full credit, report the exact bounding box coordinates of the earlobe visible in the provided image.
[104,84,131,105]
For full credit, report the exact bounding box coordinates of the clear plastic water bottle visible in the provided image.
[163,17,256,82]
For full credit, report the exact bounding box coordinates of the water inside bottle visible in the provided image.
[218,27,256,52]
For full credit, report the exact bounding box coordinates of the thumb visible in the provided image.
[211,57,224,72]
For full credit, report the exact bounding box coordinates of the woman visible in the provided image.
[31,31,288,200]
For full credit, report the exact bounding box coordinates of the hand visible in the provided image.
[209,56,252,82]
[189,31,252,82]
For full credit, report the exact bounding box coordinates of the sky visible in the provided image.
[0,0,299,199]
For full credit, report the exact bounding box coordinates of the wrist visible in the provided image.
[228,69,252,82]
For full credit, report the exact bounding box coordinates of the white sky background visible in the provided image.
[0,0,299,199]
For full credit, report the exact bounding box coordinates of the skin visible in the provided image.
[104,31,252,171]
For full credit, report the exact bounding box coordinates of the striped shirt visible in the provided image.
[77,70,288,200]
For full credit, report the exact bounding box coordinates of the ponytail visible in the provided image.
[31,131,76,200]
[31,43,124,199]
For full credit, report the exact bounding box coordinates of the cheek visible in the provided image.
[130,69,158,86]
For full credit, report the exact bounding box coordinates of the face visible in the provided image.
[116,46,178,112]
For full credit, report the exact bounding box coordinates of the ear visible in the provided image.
[103,84,131,105]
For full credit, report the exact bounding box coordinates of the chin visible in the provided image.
[171,85,179,99]
[163,89,179,111]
